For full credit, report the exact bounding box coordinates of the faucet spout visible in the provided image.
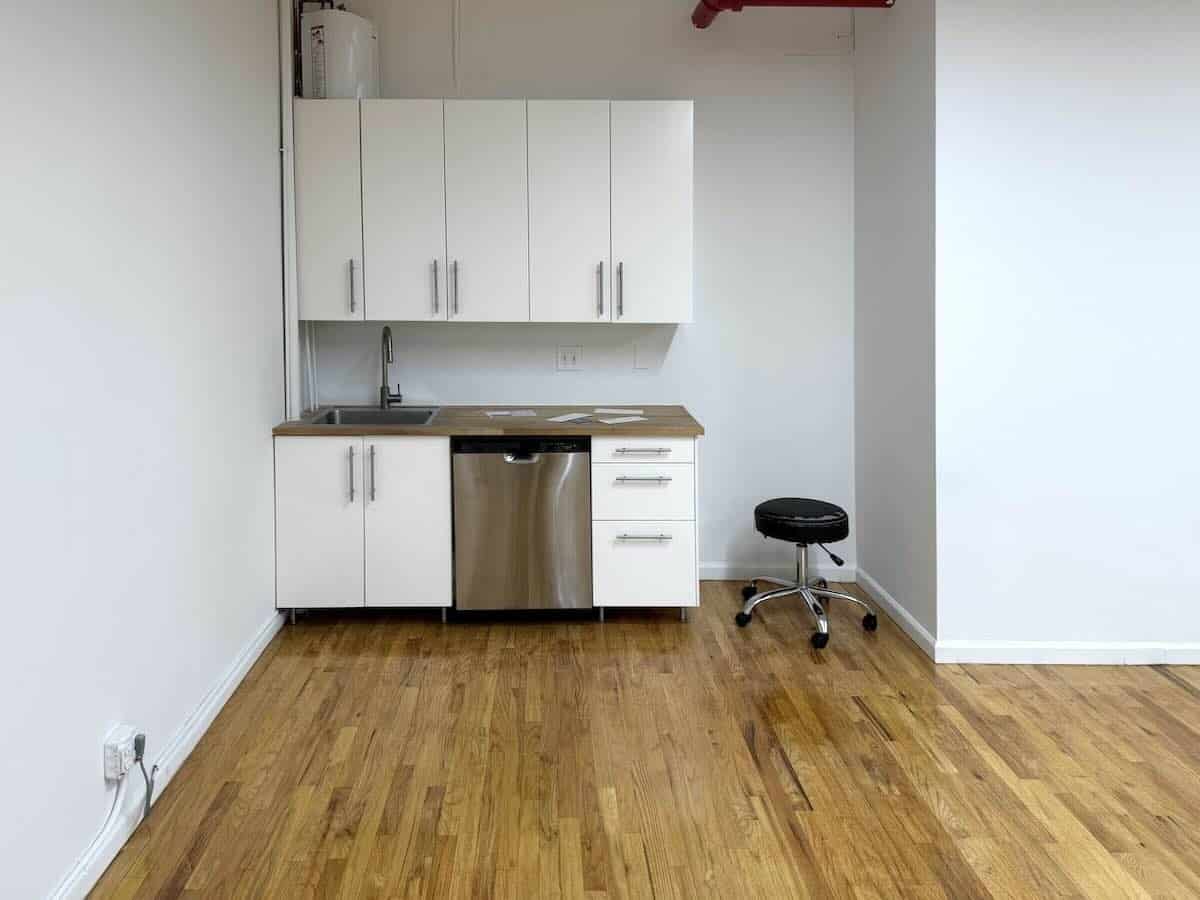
[379,326,402,409]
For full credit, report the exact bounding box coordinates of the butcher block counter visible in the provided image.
[273,404,704,437]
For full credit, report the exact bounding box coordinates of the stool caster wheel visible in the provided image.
[811,632,830,649]
[863,613,879,632]
[735,612,753,628]
[813,578,828,589]
[741,584,758,601]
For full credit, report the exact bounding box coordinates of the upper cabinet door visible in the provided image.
[361,100,447,322]
[443,100,530,322]
[294,99,363,321]
[528,101,611,323]
[611,101,694,324]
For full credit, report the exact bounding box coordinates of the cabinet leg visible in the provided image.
[599,608,605,623]
[441,608,448,624]
[290,608,296,626]
[680,608,688,623]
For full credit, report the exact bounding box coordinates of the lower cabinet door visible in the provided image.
[364,436,452,607]
[592,521,698,608]
[275,436,365,609]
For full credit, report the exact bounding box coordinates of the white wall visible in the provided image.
[935,1,1200,658]
[852,1,938,647]
[314,0,858,578]
[0,3,283,896]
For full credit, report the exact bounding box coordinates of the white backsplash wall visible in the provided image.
[313,2,856,578]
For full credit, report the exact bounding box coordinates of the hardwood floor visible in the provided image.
[91,583,1200,899]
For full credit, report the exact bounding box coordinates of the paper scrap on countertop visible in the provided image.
[598,416,648,425]
[594,408,644,415]
[484,410,510,417]
[547,412,591,423]
[484,409,538,418]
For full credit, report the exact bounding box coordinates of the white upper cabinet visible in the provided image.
[528,101,611,322]
[294,99,363,321]
[611,101,694,324]
[443,100,530,322]
[361,100,447,321]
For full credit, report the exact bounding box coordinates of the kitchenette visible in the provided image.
[273,405,703,619]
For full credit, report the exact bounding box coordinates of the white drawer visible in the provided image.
[592,463,695,521]
[592,521,698,608]
[592,436,695,464]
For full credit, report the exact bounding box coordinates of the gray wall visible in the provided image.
[853,0,938,642]
[0,2,284,895]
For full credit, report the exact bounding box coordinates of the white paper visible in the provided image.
[594,407,644,415]
[484,409,537,418]
[547,412,591,423]
[598,416,648,425]
[484,410,510,417]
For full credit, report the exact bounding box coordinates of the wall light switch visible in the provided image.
[557,346,582,371]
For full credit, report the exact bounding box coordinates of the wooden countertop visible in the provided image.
[273,405,704,437]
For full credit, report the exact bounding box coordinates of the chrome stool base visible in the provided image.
[735,544,878,648]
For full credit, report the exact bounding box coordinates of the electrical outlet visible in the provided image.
[104,724,138,781]
[556,346,582,371]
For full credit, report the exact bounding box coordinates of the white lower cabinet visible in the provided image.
[592,522,698,609]
[274,436,451,609]
[363,437,452,608]
[591,436,699,610]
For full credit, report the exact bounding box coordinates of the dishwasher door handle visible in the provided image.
[502,452,542,465]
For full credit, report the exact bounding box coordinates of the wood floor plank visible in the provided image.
[89,590,1200,900]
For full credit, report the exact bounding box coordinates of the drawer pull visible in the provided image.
[616,533,673,542]
[615,476,672,484]
[614,447,672,456]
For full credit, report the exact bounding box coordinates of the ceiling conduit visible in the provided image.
[692,0,894,29]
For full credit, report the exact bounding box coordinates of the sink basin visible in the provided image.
[312,407,439,426]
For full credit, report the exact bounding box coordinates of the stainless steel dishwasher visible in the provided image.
[452,436,592,611]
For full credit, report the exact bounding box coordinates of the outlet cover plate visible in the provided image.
[556,346,582,371]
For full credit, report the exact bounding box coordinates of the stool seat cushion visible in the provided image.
[755,498,849,545]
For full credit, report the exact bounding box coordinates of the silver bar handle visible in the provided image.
[616,534,673,542]
[614,447,672,456]
[615,476,672,484]
[432,259,440,315]
[369,444,376,501]
[616,261,624,318]
[597,261,604,318]
[348,445,356,503]
[452,260,460,316]
[348,259,357,313]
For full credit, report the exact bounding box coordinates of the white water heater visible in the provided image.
[300,8,379,99]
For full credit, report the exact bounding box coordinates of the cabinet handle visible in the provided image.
[452,260,460,316]
[432,259,440,315]
[348,444,356,503]
[348,259,357,313]
[369,444,376,501]
[597,261,604,318]
[615,475,672,484]
[616,261,624,318]
[616,533,673,542]
[614,447,672,456]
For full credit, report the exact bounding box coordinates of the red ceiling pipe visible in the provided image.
[693,0,894,29]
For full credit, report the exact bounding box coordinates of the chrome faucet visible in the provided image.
[379,326,403,409]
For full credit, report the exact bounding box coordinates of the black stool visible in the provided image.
[735,498,877,648]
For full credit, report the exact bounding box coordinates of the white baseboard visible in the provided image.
[699,561,856,583]
[50,611,284,900]
[934,641,1200,666]
[855,568,937,660]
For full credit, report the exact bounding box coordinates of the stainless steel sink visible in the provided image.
[311,407,439,426]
